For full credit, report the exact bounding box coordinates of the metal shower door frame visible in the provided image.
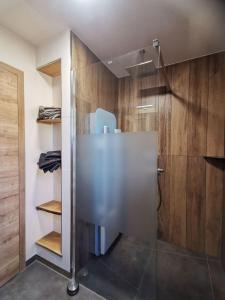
[67,68,79,296]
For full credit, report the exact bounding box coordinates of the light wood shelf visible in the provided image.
[37,59,61,77]
[37,118,61,124]
[36,231,62,256]
[36,200,61,215]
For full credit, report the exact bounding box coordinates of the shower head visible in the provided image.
[125,59,157,79]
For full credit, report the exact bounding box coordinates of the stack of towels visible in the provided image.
[37,106,61,120]
[38,151,61,173]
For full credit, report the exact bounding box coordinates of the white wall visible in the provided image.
[0,26,71,272]
[0,25,55,260]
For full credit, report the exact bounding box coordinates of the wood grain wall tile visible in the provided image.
[72,33,118,271]
[207,52,225,157]
[158,68,172,155]
[128,78,140,132]
[72,35,99,71]
[169,155,187,247]
[186,157,206,253]
[117,52,225,256]
[171,62,189,155]
[158,155,171,241]
[222,170,225,268]
[205,159,224,257]
[118,77,132,132]
[117,52,225,257]
[188,57,208,156]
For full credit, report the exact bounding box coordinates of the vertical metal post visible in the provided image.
[152,39,171,92]
[67,68,79,296]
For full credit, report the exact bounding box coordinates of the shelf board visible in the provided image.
[36,231,62,256]
[140,85,171,97]
[36,200,61,215]
[37,118,61,124]
[37,59,61,77]
[204,156,225,160]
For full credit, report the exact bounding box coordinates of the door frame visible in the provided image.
[0,62,25,271]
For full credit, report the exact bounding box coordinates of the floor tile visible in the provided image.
[1,239,221,300]
[157,240,206,259]
[78,257,137,300]
[135,253,157,300]
[155,251,212,300]
[100,235,153,288]
[0,262,104,300]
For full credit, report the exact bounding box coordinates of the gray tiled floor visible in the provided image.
[0,262,104,300]
[1,239,225,300]
[78,237,225,300]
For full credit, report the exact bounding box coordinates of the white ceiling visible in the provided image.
[0,0,225,76]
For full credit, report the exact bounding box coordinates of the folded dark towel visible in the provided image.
[38,150,61,173]
[37,106,61,120]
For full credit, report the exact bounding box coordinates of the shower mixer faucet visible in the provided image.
[157,168,164,175]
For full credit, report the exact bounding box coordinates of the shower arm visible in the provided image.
[153,39,171,93]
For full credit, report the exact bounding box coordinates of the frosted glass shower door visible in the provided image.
[76,131,157,244]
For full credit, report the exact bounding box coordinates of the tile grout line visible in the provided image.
[153,248,207,261]
[137,249,154,291]
[133,249,155,300]
[206,256,216,300]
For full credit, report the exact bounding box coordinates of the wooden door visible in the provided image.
[0,62,24,287]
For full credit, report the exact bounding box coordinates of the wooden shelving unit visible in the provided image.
[37,59,61,77]
[36,231,62,256]
[36,58,62,260]
[37,118,61,124]
[36,200,61,215]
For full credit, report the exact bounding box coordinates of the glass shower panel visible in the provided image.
[77,131,157,243]
[72,41,160,299]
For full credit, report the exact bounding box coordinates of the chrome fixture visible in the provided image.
[136,104,153,109]
[157,168,165,175]
[126,59,157,78]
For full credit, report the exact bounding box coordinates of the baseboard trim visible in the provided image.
[26,255,36,266]
[26,255,71,278]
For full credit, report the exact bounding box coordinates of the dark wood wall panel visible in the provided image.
[188,57,208,156]
[186,157,206,253]
[158,156,171,241]
[205,160,224,257]
[207,53,225,157]
[169,156,187,247]
[158,70,172,155]
[118,51,225,257]
[72,34,118,135]
[222,170,225,269]
[170,62,189,156]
